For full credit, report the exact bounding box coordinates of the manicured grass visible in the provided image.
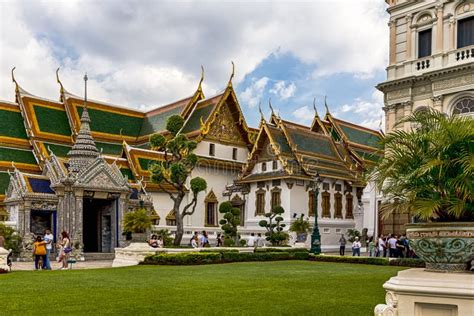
[1,261,403,315]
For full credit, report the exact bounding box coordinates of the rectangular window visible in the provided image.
[323,228,330,234]
[256,191,265,215]
[262,162,267,172]
[232,148,237,160]
[308,191,315,216]
[322,191,331,218]
[272,179,281,187]
[272,160,278,170]
[205,202,217,226]
[209,143,215,156]
[418,29,432,58]
[334,193,343,218]
[322,182,330,191]
[335,184,342,192]
[335,228,342,234]
[458,16,474,48]
[346,194,354,219]
[271,190,281,210]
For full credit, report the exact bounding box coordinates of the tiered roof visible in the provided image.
[240,108,383,185]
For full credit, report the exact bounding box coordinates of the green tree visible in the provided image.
[0,223,22,254]
[123,208,152,234]
[258,206,289,246]
[218,202,240,246]
[149,115,207,245]
[371,109,473,221]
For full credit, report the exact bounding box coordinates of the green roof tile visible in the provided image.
[267,127,292,154]
[288,129,336,158]
[181,102,216,133]
[0,147,37,165]
[77,107,143,137]
[120,168,135,181]
[339,124,382,149]
[139,106,184,136]
[354,149,382,162]
[34,106,71,136]
[0,171,10,195]
[0,109,28,140]
[95,142,123,156]
[45,143,71,157]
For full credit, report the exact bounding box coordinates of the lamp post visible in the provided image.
[310,172,323,254]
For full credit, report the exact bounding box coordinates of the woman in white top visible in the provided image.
[58,231,71,270]
[352,237,361,257]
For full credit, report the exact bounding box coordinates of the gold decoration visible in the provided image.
[206,103,246,145]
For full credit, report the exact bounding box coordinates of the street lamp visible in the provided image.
[310,172,323,254]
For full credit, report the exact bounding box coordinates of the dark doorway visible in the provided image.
[83,198,114,253]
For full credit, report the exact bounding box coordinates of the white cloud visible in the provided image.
[270,80,296,100]
[292,105,314,124]
[336,90,384,130]
[0,0,388,108]
[240,77,269,108]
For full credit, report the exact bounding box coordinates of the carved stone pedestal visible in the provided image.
[374,269,474,316]
[112,243,159,268]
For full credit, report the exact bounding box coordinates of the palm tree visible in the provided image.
[371,109,473,222]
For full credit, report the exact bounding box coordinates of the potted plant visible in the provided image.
[123,208,152,242]
[289,214,311,242]
[371,109,473,272]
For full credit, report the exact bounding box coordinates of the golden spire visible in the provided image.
[269,97,275,116]
[258,101,266,122]
[228,61,235,87]
[11,67,19,93]
[56,67,65,95]
[198,65,204,91]
[324,95,330,115]
[313,97,319,117]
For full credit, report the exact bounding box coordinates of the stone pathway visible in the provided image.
[9,260,113,271]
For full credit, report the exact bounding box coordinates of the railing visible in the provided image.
[455,47,474,61]
[416,58,431,71]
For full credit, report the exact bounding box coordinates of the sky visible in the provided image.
[0,0,389,129]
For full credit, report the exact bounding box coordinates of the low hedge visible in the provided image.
[200,249,240,254]
[142,251,309,265]
[142,252,221,265]
[389,258,425,268]
[310,255,389,266]
[254,248,309,253]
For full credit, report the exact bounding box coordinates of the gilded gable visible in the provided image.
[205,101,247,146]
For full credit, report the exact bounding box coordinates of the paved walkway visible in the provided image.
[10,260,113,271]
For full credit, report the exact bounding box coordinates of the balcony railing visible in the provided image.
[416,58,431,71]
[455,47,474,61]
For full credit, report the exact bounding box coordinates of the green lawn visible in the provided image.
[1,261,403,315]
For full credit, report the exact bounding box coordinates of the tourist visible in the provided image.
[396,236,405,258]
[44,229,54,270]
[216,234,223,247]
[388,234,398,258]
[33,236,47,270]
[352,237,361,256]
[256,233,265,247]
[58,231,71,270]
[191,236,198,248]
[376,234,385,257]
[247,233,256,247]
[200,230,209,247]
[368,237,375,257]
[149,234,159,248]
[157,236,164,248]
[338,234,346,256]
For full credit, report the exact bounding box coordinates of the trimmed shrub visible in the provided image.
[254,248,309,253]
[142,252,221,265]
[389,258,425,268]
[311,255,389,266]
[200,249,239,254]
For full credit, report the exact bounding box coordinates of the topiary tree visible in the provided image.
[218,202,240,246]
[258,206,289,246]
[149,115,207,245]
[347,228,361,243]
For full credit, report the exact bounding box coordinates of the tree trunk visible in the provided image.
[173,195,184,246]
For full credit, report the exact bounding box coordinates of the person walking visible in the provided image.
[388,234,398,258]
[191,235,198,248]
[33,236,47,270]
[58,231,71,270]
[247,233,256,247]
[377,235,385,257]
[368,237,375,257]
[352,237,361,256]
[256,233,265,248]
[43,229,54,270]
[216,233,223,247]
[339,234,346,256]
[200,230,209,247]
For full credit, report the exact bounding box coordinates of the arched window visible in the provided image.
[452,97,474,116]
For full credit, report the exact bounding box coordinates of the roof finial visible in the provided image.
[269,97,275,116]
[84,73,88,109]
[228,61,235,86]
[313,97,319,117]
[11,67,17,85]
[324,95,330,114]
[56,67,64,94]
[378,115,383,131]
[199,65,205,89]
[258,101,265,122]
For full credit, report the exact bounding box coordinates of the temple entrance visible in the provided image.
[83,198,115,253]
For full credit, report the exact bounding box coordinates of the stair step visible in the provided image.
[83,253,115,261]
